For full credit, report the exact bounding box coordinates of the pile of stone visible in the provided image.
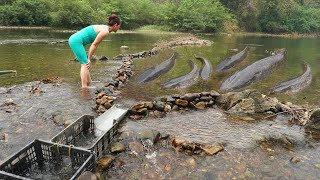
[128,89,310,123]
[94,57,134,113]
[172,136,224,155]
[129,90,220,120]
[152,35,212,51]
[113,50,156,61]
[113,35,212,61]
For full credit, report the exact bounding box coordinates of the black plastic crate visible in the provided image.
[0,139,94,180]
[50,114,122,159]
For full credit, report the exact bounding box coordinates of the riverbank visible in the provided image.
[1,25,319,38]
[218,32,320,39]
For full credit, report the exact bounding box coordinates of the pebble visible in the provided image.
[111,142,126,153]
[77,171,97,180]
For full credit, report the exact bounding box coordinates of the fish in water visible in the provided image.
[216,46,249,72]
[194,55,212,80]
[270,63,312,94]
[0,70,17,75]
[161,60,199,89]
[138,52,179,83]
[220,49,286,91]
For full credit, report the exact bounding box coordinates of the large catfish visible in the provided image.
[270,63,312,94]
[220,49,286,91]
[216,46,248,72]
[138,52,179,83]
[194,55,212,80]
[161,60,199,89]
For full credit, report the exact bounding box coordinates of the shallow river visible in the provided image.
[0,28,319,179]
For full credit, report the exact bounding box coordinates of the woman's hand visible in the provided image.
[87,60,91,69]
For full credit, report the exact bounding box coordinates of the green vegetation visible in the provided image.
[0,0,319,34]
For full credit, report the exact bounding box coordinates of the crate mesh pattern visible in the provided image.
[51,114,121,159]
[0,139,94,180]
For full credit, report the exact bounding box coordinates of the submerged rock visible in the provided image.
[77,171,97,180]
[129,141,144,153]
[306,108,320,130]
[96,155,114,170]
[216,89,280,115]
[137,130,160,144]
[111,142,126,153]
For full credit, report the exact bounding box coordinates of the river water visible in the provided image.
[0,28,319,179]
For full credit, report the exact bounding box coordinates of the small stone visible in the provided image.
[290,157,301,163]
[137,108,148,115]
[77,171,97,180]
[236,162,247,173]
[96,99,102,105]
[103,102,112,109]
[201,144,223,155]
[210,90,220,97]
[137,130,160,143]
[111,142,126,153]
[96,155,114,170]
[164,164,172,172]
[130,114,143,120]
[145,102,154,109]
[132,103,145,111]
[175,99,188,107]
[195,101,207,109]
[129,141,144,153]
[186,157,197,168]
[164,104,172,112]
[98,105,106,113]
[15,128,23,134]
[94,172,106,180]
[154,101,165,111]
[96,92,106,99]
[3,133,9,142]
[120,46,129,50]
[181,93,200,101]
[154,110,165,118]
[119,75,126,82]
[172,137,186,147]
[171,105,179,111]
[4,98,16,106]
[64,120,73,127]
[207,100,215,107]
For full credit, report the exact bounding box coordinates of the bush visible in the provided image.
[53,1,94,28]
[287,6,320,33]
[0,0,51,26]
[160,0,232,33]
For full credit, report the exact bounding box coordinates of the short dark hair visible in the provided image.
[107,14,121,26]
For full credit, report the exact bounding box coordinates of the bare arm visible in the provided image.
[87,30,109,62]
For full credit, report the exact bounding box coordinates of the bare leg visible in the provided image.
[80,64,89,88]
[87,69,92,86]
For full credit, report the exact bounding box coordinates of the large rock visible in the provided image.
[137,130,161,143]
[306,108,320,130]
[96,155,114,170]
[216,90,254,110]
[217,89,280,115]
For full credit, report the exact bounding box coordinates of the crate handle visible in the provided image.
[69,145,74,157]
[50,143,61,154]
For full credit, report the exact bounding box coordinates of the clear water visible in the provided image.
[23,158,80,180]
